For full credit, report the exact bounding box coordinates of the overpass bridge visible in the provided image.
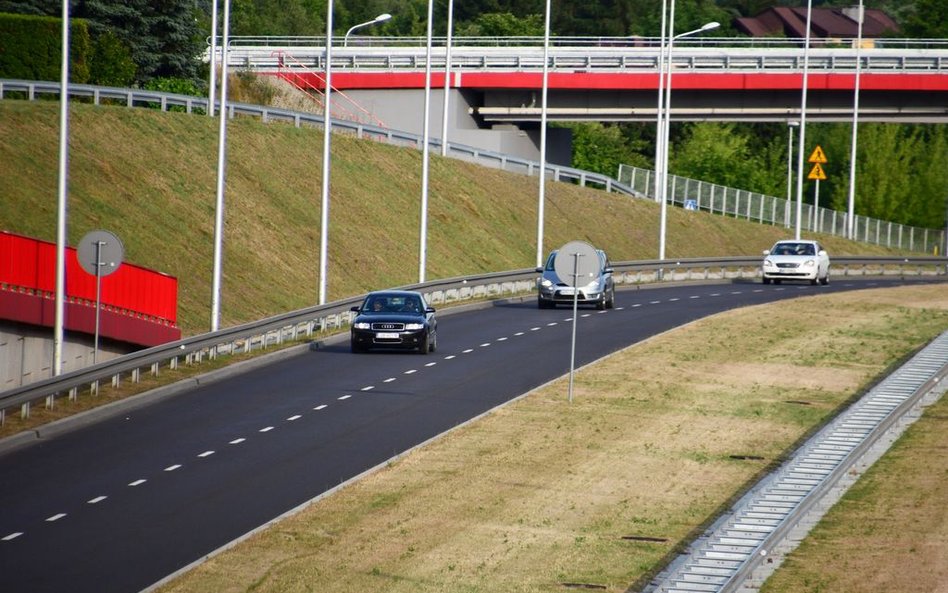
[222,36,948,163]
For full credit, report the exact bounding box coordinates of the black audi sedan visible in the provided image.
[350,290,438,354]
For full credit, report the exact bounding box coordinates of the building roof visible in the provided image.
[734,6,900,39]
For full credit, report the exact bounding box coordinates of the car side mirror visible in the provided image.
[762,250,770,256]
[818,250,827,256]
[350,305,361,312]
[425,307,436,314]
[603,267,614,274]
[535,266,543,273]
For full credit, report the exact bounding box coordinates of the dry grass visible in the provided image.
[155,284,948,593]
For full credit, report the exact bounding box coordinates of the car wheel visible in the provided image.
[762,277,771,285]
[810,277,819,285]
[773,279,782,285]
[418,334,430,355]
[430,332,437,353]
[820,271,830,285]
[596,294,606,310]
[351,339,367,354]
[606,288,615,309]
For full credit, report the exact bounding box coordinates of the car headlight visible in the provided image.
[764,258,773,266]
[354,322,370,329]
[803,259,815,267]
[404,323,424,330]
[540,279,553,288]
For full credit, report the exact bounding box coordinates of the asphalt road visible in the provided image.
[0,277,940,593]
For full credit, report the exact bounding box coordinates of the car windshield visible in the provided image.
[364,295,423,314]
[773,243,815,256]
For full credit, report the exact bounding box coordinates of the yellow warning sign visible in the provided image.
[807,145,828,164]
[808,162,827,180]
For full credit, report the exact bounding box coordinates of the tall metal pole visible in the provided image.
[210,0,231,331]
[658,0,676,266]
[654,0,669,207]
[419,0,434,283]
[54,0,70,375]
[535,0,552,269]
[786,123,793,228]
[319,0,334,303]
[794,0,814,241]
[846,0,864,240]
[440,0,454,158]
[92,241,104,364]
[208,0,218,117]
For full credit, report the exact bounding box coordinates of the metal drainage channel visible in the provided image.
[644,331,948,593]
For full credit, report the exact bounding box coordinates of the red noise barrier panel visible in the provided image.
[0,231,180,346]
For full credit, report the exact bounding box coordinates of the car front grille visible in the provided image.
[371,322,405,331]
[776,262,799,269]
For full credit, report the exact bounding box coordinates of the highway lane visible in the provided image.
[0,277,941,593]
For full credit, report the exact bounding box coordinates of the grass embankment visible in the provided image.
[0,100,902,336]
[154,285,948,593]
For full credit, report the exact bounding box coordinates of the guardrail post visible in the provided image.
[20,401,29,419]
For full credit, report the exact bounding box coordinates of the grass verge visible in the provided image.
[154,284,948,593]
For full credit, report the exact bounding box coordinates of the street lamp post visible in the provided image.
[794,0,814,241]
[419,0,434,283]
[657,14,720,267]
[786,121,798,228]
[846,0,864,240]
[318,0,334,304]
[535,0,552,269]
[343,13,391,46]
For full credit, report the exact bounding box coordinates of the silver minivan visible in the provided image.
[536,249,615,309]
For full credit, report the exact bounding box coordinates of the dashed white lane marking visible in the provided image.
[384,377,397,383]
[314,404,328,411]
[669,297,680,302]
[404,369,417,374]
[46,514,66,522]
[480,343,491,347]
[632,303,642,308]
[165,464,182,472]
[424,362,436,367]
[689,295,700,299]
[197,451,215,458]
[463,348,474,353]
[259,426,274,433]
[581,313,592,318]
[497,337,508,341]
[3,532,23,541]
[710,293,722,297]
[650,300,661,305]
[88,496,107,504]
[730,291,742,295]
[530,327,541,331]
[129,479,147,487]
[514,331,525,336]
[444,355,456,360]
[360,386,374,392]
[547,322,558,326]
[287,415,302,421]
[230,438,246,444]
[753,289,764,293]
[339,394,352,400]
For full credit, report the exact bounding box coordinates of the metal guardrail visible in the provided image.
[0,79,642,201]
[2,256,946,424]
[223,36,948,50]
[223,43,948,74]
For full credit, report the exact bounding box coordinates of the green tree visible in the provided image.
[567,122,647,178]
[88,28,136,86]
[456,12,543,37]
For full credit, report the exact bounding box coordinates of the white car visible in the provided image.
[761,240,830,285]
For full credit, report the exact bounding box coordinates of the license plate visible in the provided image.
[558,287,575,295]
[376,332,399,339]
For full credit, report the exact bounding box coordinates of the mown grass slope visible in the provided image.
[0,100,901,335]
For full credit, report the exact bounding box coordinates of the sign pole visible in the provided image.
[93,240,104,364]
[569,252,580,403]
